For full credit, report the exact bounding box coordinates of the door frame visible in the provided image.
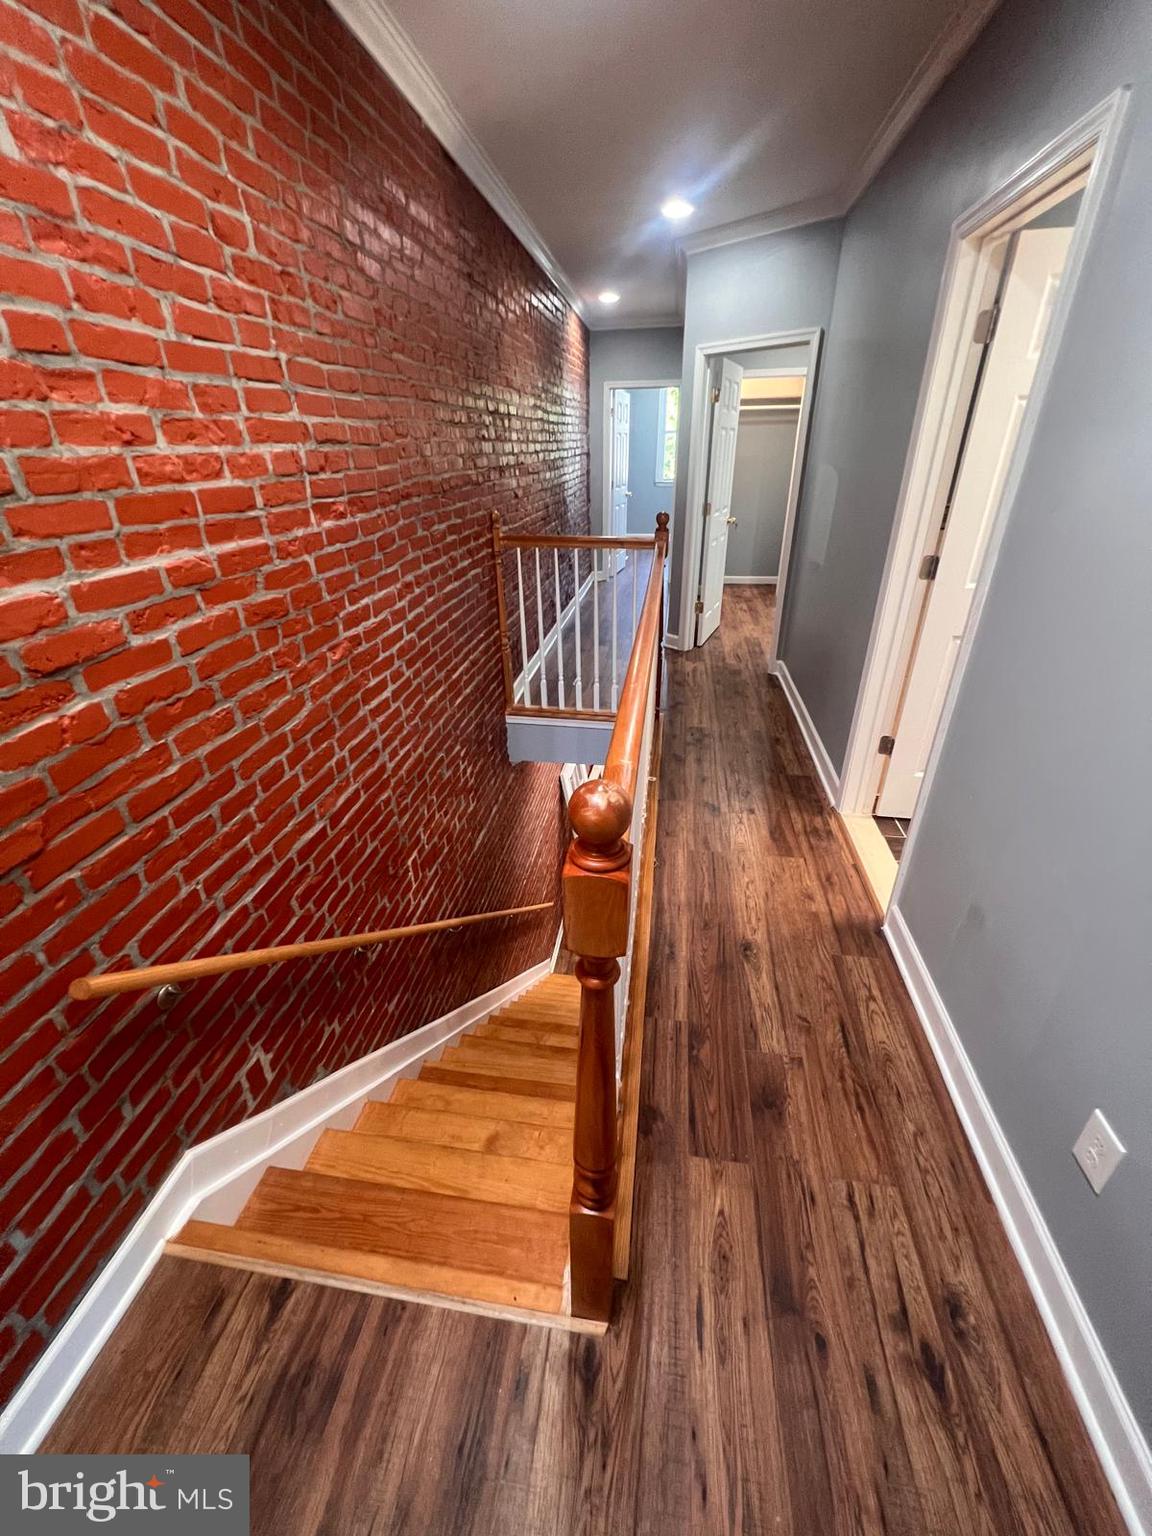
[601,378,679,538]
[837,90,1129,909]
[677,328,822,664]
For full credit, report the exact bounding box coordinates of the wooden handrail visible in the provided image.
[601,523,667,803]
[68,902,555,1001]
[563,512,668,1321]
[495,532,658,551]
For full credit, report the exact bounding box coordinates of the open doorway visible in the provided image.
[604,383,678,541]
[838,96,1123,909]
[680,330,821,667]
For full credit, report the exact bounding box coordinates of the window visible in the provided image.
[656,386,679,484]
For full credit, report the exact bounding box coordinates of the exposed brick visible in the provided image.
[71,318,162,367]
[71,567,163,611]
[63,40,156,124]
[0,408,51,446]
[4,309,69,353]
[0,252,69,305]
[0,590,65,641]
[71,271,165,327]
[0,153,73,216]
[77,186,167,251]
[0,0,586,1410]
[7,497,111,537]
[22,617,124,674]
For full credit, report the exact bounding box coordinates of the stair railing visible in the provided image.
[560,513,668,1320]
[67,902,555,1000]
[492,513,667,718]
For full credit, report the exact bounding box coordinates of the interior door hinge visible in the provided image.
[694,599,705,615]
[919,553,941,581]
[878,734,896,756]
[973,302,1001,346]
[702,501,711,519]
[711,387,721,404]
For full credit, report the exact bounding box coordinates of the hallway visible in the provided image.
[43,590,1122,1534]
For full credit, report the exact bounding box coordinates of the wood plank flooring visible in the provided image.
[43,588,1124,1536]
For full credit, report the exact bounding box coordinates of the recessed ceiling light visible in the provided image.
[661,196,695,221]
[598,290,621,305]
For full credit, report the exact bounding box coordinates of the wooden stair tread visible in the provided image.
[307,1130,571,1213]
[391,1079,575,1126]
[529,974,579,995]
[474,1021,578,1049]
[495,1001,580,1024]
[420,1063,577,1101]
[450,1037,579,1072]
[236,1167,568,1284]
[170,1220,563,1315]
[356,1101,571,1161]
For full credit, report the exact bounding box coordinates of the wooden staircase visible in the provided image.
[170,974,586,1323]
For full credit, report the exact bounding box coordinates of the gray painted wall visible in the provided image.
[778,0,1152,1431]
[588,328,683,533]
[624,387,674,535]
[726,409,800,579]
[669,219,842,634]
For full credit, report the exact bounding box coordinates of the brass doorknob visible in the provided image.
[726,516,738,526]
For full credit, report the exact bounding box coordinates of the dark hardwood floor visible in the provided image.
[43,588,1123,1536]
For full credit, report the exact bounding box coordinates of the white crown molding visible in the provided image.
[326,0,585,317]
[840,0,1004,208]
[585,314,684,332]
[678,0,1001,261]
[677,192,845,257]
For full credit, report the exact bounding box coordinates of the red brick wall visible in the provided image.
[0,0,589,1404]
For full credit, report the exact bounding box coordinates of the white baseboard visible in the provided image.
[884,906,1152,1536]
[0,948,559,1455]
[724,575,778,585]
[664,630,683,651]
[773,659,842,805]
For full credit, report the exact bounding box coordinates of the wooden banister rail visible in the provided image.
[68,902,555,1001]
[496,532,659,551]
[564,512,668,1321]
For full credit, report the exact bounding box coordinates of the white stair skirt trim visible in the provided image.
[885,906,1152,1536]
[774,660,841,805]
[0,943,561,1455]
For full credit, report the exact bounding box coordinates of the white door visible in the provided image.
[610,389,631,537]
[877,224,1074,817]
[695,357,744,644]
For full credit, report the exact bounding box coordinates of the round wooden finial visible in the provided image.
[656,511,670,532]
[569,779,632,872]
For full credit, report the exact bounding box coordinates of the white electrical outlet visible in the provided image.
[1072,1109,1126,1195]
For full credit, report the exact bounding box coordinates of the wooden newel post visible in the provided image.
[564,777,633,1322]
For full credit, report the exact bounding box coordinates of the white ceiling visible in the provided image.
[336,0,999,328]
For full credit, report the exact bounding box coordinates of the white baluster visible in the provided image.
[572,548,583,710]
[515,548,530,707]
[553,548,565,710]
[592,548,601,711]
[631,548,638,638]
[535,548,548,708]
[611,547,619,710]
